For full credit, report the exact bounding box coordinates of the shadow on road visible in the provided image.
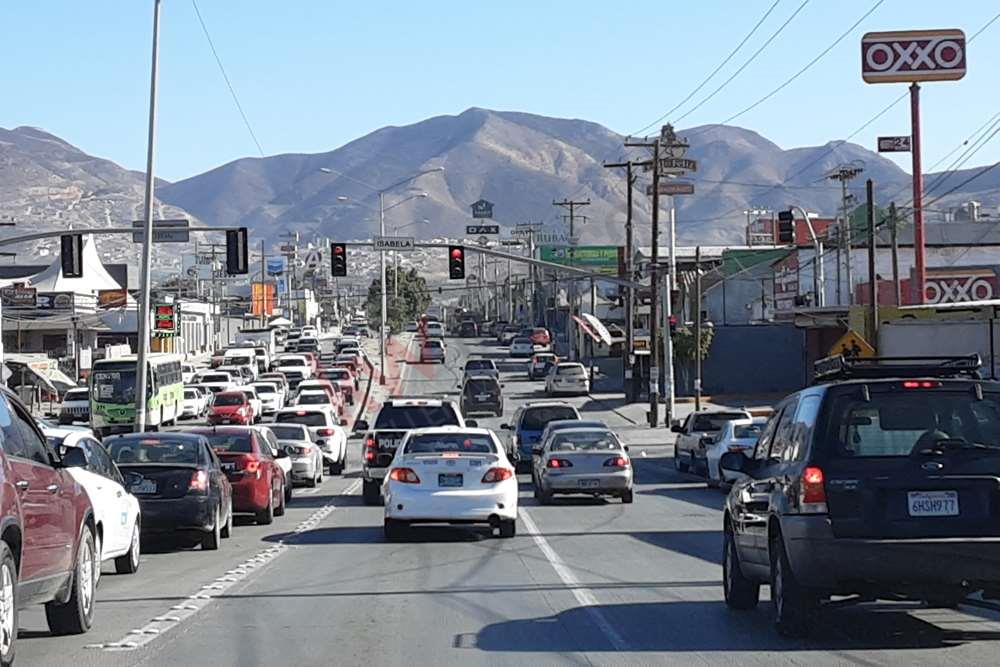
[641,479,727,513]
[274,524,495,544]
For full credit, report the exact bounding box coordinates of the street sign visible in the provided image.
[131,219,190,243]
[1,284,36,308]
[470,199,494,219]
[373,236,415,252]
[829,329,875,359]
[279,244,296,254]
[466,224,499,235]
[646,181,695,196]
[500,239,523,247]
[658,157,698,174]
[861,29,966,84]
[877,135,912,153]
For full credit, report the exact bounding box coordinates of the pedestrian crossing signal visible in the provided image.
[331,243,347,277]
[448,245,465,280]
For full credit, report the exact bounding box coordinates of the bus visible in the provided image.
[89,354,184,437]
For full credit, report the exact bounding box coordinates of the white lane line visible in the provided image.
[94,479,361,652]
[518,509,628,651]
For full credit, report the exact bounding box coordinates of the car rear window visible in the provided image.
[375,405,460,429]
[691,412,748,432]
[252,384,276,395]
[521,406,579,430]
[512,338,530,345]
[827,388,1000,458]
[276,411,327,426]
[269,424,309,440]
[465,360,492,370]
[64,389,89,401]
[214,393,246,406]
[107,438,203,464]
[200,374,230,383]
[297,394,330,405]
[557,365,585,376]
[405,433,495,454]
[279,358,306,366]
[550,431,621,451]
[200,432,253,453]
[465,379,498,393]
[322,370,350,380]
[424,341,443,349]
[733,424,764,440]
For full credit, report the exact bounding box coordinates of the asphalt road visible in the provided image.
[18,335,1000,666]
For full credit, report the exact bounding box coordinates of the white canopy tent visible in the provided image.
[27,234,128,294]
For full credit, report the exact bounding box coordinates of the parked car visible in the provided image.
[509,337,534,358]
[209,391,255,425]
[420,339,447,364]
[545,362,590,396]
[671,409,752,474]
[181,387,210,419]
[189,427,287,523]
[105,432,232,550]
[719,354,1000,637]
[502,401,581,472]
[269,423,323,487]
[531,427,633,504]
[58,387,91,425]
[462,358,499,380]
[274,407,347,476]
[382,427,517,539]
[43,427,142,577]
[704,418,766,488]
[459,375,504,417]
[528,352,559,380]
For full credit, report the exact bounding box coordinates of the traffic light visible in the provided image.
[61,233,83,278]
[226,227,249,274]
[448,245,465,280]
[777,210,794,244]
[331,242,347,277]
[669,314,678,336]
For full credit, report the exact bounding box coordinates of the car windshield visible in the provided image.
[691,412,749,432]
[828,388,1000,458]
[92,366,137,404]
[269,424,310,440]
[200,432,253,453]
[557,365,585,376]
[550,431,621,451]
[200,373,231,383]
[108,438,202,465]
[214,393,246,406]
[521,406,579,430]
[405,433,495,454]
[322,370,350,380]
[276,411,328,426]
[733,424,764,440]
[252,384,275,395]
[375,406,460,429]
[424,341,443,349]
[297,394,329,405]
[64,389,89,401]
[184,390,198,399]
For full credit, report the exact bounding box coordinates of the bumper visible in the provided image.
[540,470,632,494]
[209,414,250,425]
[462,402,501,415]
[384,482,518,522]
[782,515,1000,590]
[138,496,214,533]
[548,383,589,394]
[229,477,272,512]
[291,458,318,480]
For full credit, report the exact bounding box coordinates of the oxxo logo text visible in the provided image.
[925,276,995,304]
[861,30,966,83]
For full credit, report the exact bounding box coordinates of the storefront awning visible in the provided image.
[581,313,614,347]
[572,315,600,343]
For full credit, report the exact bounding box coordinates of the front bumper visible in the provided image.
[540,469,632,494]
[138,496,214,533]
[384,482,518,522]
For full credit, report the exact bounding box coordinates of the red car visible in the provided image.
[189,427,288,524]
[0,388,98,661]
[531,327,552,347]
[318,367,356,405]
[209,391,255,425]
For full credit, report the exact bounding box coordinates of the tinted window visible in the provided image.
[786,395,822,461]
[465,379,498,393]
[214,393,246,406]
[550,431,621,452]
[733,424,764,440]
[321,370,350,381]
[691,412,748,433]
[107,438,203,465]
[374,406,460,429]
[279,358,306,367]
[269,424,310,441]
[200,374,231,383]
[767,401,799,461]
[200,432,254,453]
[276,412,328,426]
[754,409,783,461]
[11,402,50,465]
[556,365,585,376]
[405,433,495,454]
[0,397,26,459]
[521,406,579,430]
[297,394,330,405]
[465,360,492,370]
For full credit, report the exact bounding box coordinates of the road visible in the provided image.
[18,334,1000,666]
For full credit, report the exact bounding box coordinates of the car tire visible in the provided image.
[498,519,516,538]
[723,526,759,610]
[770,531,816,637]
[256,494,275,525]
[362,479,382,505]
[0,542,18,667]
[115,521,141,574]
[275,487,286,517]
[284,476,293,502]
[707,465,721,489]
[621,489,634,504]
[384,518,406,541]
[537,487,553,505]
[202,507,222,551]
[307,472,318,488]
[220,505,233,539]
[45,524,96,635]
[675,451,690,473]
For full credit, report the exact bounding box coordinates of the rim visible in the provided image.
[80,536,95,615]
[130,524,140,567]
[0,561,14,655]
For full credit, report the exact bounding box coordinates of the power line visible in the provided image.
[924,113,1000,196]
[191,0,265,157]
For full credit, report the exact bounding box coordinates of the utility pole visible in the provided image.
[258,239,266,327]
[604,160,637,402]
[889,202,901,306]
[866,179,878,348]
[134,0,162,433]
[827,164,864,305]
[695,246,703,411]
[553,199,590,361]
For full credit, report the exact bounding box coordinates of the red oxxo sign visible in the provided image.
[862,29,966,83]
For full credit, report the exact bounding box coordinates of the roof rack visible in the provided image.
[813,354,983,382]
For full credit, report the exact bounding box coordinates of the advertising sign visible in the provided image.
[266,257,287,275]
[0,284,37,308]
[470,199,494,219]
[98,289,128,309]
[36,292,74,311]
[466,224,499,235]
[539,246,624,277]
[861,29,966,83]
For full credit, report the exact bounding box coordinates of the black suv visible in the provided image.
[460,375,504,417]
[721,355,1000,637]
[457,320,479,337]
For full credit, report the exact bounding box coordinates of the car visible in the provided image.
[259,372,290,394]
[509,337,534,358]
[335,337,360,354]
[382,427,517,539]
[538,419,609,447]
[237,387,264,423]
[424,322,445,339]
[294,389,338,411]
[0,389,98,651]
[250,381,284,415]
[249,425,294,503]
[335,352,362,370]
[181,362,197,384]
[106,432,233,550]
[43,427,143,577]
[671,409,752,474]
[545,362,590,396]
[300,351,320,375]
[284,330,302,351]
[269,423,324,487]
[301,325,318,338]
[502,401,582,473]
[223,349,260,374]
[498,325,520,345]
[719,354,1000,637]
[273,354,313,380]
[209,391,255,425]
[297,337,320,354]
[217,363,255,385]
[329,362,361,390]
[58,387,91,425]
[531,427,633,504]
[282,369,307,391]
[420,339,447,364]
[531,327,552,348]
[188,427,288,524]
[491,320,509,337]
[459,375,504,417]
[357,397,467,505]
[457,321,478,337]
[273,408,347,476]
[704,418,767,488]
[296,379,345,419]
[181,387,210,419]
[462,358,499,380]
[194,370,236,394]
[528,352,559,380]
[318,367,355,405]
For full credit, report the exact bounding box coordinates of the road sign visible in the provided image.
[861,29,966,83]
[280,244,296,254]
[470,199,494,219]
[373,236,415,252]
[658,157,698,174]
[131,219,190,243]
[829,329,875,359]
[877,135,912,153]
[466,224,499,235]
[646,181,695,196]
[500,239,523,247]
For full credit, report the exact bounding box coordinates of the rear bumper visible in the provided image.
[384,482,518,522]
[548,383,589,394]
[782,515,1000,591]
[291,459,318,480]
[209,414,250,425]
[540,470,632,494]
[229,477,271,512]
[138,496,214,533]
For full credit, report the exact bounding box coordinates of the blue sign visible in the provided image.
[266,257,287,275]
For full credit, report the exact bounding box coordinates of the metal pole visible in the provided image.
[589,276,596,386]
[910,83,926,305]
[866,179,879,348]
[379,192,387,384]
[134,0,161,433]
[793,206,824,307]
[695,246,702,412]
[890,201,901,306]
[649,139,660,426]
[625,164,635,401]
[259,239,266,327]
[842,178,853,305]
[665,198,676,422]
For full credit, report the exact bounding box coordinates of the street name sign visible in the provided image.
[647,181,695,196]
[373,236,415,252]
[131,219,190,243]
[658,157,698,174]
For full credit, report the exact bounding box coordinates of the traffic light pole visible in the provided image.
[379,192,387,385]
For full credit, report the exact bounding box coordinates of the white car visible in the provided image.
[424,322,445,339]
[195,370,237,394]
[236,386,264,423]
[43,427,142,577]
[268,423,324,487]
[293,390,336,411]
[509,337,534,358]
[382,427,517,539]
[705,418,767,488]
[301,326,318,337]
[274,354,313,380]
[250,381,284,415]
[58,387,91,425]
[218,364,254,385]
[273,407,347,475]
[545,362,590,396]
[181,387,209,419]
[250,425,294,502]
[181,362,197,384]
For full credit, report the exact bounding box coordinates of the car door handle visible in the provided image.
[15,480,28,491]
[46,484,59,494]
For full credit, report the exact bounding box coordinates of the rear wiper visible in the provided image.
[915,438,999,456]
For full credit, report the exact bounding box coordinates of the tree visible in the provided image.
[365,268,432,332]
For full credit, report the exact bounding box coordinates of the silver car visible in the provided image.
[268,423,323,487]
[531,427,633,504]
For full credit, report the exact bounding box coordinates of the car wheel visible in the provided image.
[537,487,553,505]
[498,519,516,538]
[256,494,275,525]
[284,476,293,502]
[707,464,721,489]
[770,531,816,637]
[202,507,222,550]
[276,484,287,516]
[115,521,141,574]
[0,542,18,666]
[307,472,318,488]
[384,518,406,541]
[362,479,381,505]
[45,524,96,635]
[621,489,634,504]
[93,533,102,586]
[220,505,233,539]
[675,450,690,473]
[723,526,759,610]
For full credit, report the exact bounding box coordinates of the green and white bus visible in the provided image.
[90,354,185,437]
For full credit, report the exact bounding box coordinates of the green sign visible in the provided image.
[539,246,623,276]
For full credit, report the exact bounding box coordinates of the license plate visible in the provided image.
[221,419,231,424]
[132,479,157,494]
[908,490,959,517]
[439,473,463,488]
[475,394,491,401]
[578,479,600,489]
[221,462,235,473]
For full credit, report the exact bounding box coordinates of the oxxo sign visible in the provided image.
[862,29,966,83]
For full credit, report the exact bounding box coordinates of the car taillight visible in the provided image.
[799,466,828,513]
[364,449,375,461]
[389,467,420,483]
[546,459,573,469]
[244,459,261,474]
[189,470,209,493]
[366,437,376,448]
[318,428,335,436]
[481,467,514,483]
[901,380,941,389]
[603,456,629,468]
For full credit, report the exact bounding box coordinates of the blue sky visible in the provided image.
[1,1,997,181]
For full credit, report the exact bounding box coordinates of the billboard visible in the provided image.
[98,289,129,309]
[0,284,37,308]
[266,257,287,276]
[251,283,277,316]
[538,246,624,276]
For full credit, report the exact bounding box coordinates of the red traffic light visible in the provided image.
[451,248,463,259]
[334,246,344,255]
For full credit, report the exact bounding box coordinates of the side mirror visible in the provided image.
[719,451,750,474]
[466,419,479,428]
[61,447,88,468]
[500,423,511,430]
[353,419,369,433]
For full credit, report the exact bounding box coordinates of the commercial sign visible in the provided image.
[466,224,499,235]
[251,283,276,316]
[0,284,37,308]
[303,249,323,272]
[266,257,287,275]
[470,199,494,219]
[861,29,967,83]
[646,180,695,196]
[36,292,74,311]
[131,219,191,243]
[925,266,1000,304]
[152,304,177,337]
[98,289,128,309]
[658,157,698,174]
[877,135,911,153]
[539,245,624,277]
[182,254,213,280]
[373,236,415,252]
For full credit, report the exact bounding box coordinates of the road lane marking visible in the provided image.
[94,479,361,652]
[518,508,628,651]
